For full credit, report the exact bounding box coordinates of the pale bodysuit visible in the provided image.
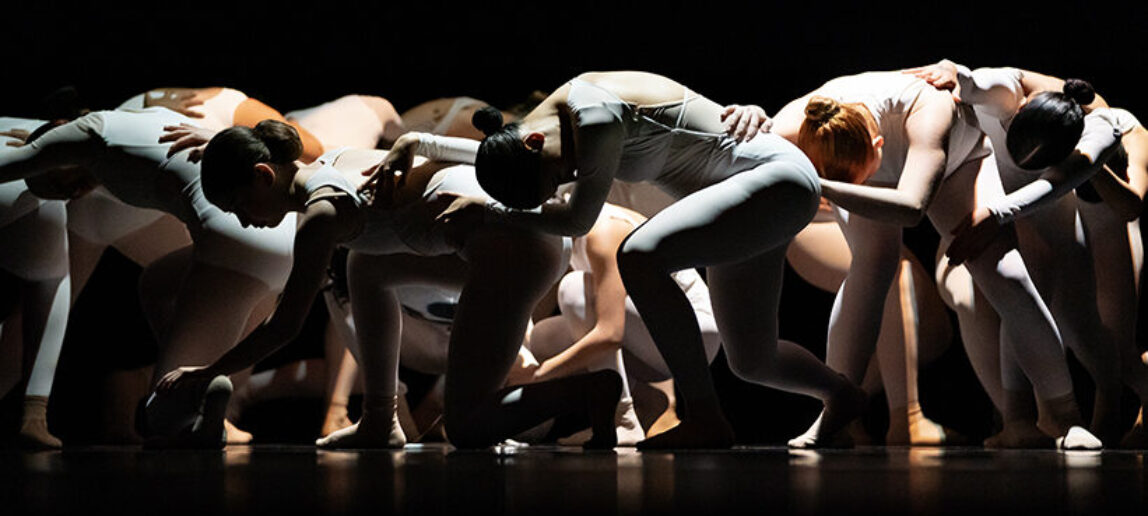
[812,71,1088,442]
[0,117,69,400]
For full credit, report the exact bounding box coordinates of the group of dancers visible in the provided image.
[2,59,1146,451]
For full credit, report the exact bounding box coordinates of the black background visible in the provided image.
[4,0,1146,444]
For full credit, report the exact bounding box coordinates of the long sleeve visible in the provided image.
[486,101,623,237]
[412,133,479,164]
[985,109,1121,223]
[953,64,1026,121]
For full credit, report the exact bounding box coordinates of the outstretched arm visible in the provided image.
[0,116,105,184]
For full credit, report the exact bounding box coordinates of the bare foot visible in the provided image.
[316,411,406,449]
[224,419,253,444]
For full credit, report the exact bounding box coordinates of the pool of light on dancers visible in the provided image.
[5,444,1146,515]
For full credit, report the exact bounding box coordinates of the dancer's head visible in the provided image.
[201,120,303,227]
[797,96,884,184]
[21,120,99,200]
[1006,79,1095,170]
[472,106,555,209]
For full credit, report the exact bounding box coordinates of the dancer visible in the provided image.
[158,121,623,449]
[0,105,301,448]
[0,118,80,448]
[424,71,860,449]
[786,204,956,445]
[910,60,1148,445]
[766,67,1103,449]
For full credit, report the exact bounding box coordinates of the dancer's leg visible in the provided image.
[317,253,466,448]
[617,156,856,449]
[1015,198,1123,442]
[928,156,1092,447]
[17,277,69,448]
[141,257,272,442]
[444,227,621,449]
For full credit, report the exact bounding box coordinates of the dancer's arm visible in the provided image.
[818,89,954,226]
[532,216,632,382]
[947,116,1121,263]
[157,202,355,388]
[978,112,1119,224]
[486,113,622,236]
[905,60,1108,117]
[0,116,105,184]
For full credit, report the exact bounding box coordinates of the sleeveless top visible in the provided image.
[302,147,491,256]
[812,71,988,187]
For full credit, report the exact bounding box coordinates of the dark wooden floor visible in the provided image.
[4,444,1146,515]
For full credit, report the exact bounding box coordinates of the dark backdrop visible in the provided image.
[3,0,1146,445]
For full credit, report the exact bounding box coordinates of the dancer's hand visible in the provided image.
[945,206,1003,265]
[721,104,772,141]
[505,360,540,387]
[156,366,213,393]
[360,134,417,207]
[144,89,207,118]
[159,123,217,161]
[0,129,30,146]
[434,192,486,248]
[903,60,962,102]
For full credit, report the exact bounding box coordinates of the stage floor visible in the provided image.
[4,444,1146,515]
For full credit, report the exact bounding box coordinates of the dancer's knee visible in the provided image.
[726,353,778,384]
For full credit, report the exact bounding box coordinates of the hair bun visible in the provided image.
[253,119,303,163]
[805,96,841,124]
[472,106,505,136]
[1063,79,1095,105]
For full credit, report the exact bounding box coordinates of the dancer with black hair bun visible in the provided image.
[909,60,1148,446]
[394,71,861,449]
[158,120,624,450]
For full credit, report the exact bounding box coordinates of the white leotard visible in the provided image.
[0,117,68,280]
[303,147,490,256]
[811,71,989,187]
[286,95,386,151]
[57,108,295,289]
